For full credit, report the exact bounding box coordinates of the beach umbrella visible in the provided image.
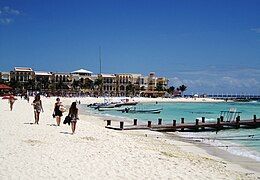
[2,95,17,100]
[2,96,10,99]
[0,84,12,90]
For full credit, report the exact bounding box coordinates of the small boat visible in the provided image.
[95,103,117,109]
[121,107,163,114]
[114,98,138,107]
[115,101,138,107]
[97,107,128,111]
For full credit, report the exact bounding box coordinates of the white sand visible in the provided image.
[0,96,258,179]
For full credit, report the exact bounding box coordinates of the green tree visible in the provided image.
[155,83,164,91]
[167,86,175,94]
[83,78,94,89]
[179,84,187,96]
[94,78,103,96]
[126,83,135,96]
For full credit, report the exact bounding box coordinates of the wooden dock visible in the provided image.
[105,116,260,132]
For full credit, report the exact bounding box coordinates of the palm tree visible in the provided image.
[126,83,135,96]
[179,85,187,97]
[167,86,175,94]
[155,84,164,91]
[84,78,94,90]
[94,78,103,96]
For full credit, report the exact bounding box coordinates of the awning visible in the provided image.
[0,84,12,90]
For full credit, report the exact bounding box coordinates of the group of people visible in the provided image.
[52,97,79,134]
[31,95,79,134]
[7,94,79,134]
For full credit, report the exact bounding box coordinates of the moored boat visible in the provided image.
[121,107,163,114]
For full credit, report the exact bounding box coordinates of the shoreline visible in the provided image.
[0,96,259,179]
[166,133,260,173]
[85,106,260,175]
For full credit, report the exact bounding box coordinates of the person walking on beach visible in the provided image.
[9,95,16,111]
[31,94,43,124]
[68,102,78,134]
[53,98,63,126]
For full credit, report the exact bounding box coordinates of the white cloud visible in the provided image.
[251,28,260,33]
[168,67,260,94]
[0,6,20,25]
[0,18,13,25]
[1,6,20,15]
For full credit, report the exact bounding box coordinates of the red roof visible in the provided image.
[0,84,12,90]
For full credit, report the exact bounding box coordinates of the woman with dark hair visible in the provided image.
[68,102,79,134]
[9,95,16,111]
[31,94,43,124]
[54,98,63,126]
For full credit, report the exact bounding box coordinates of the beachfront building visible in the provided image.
[115,73,144,96]
[99,74,117,96]
[4,66,169,97]
[51,72,72,89]
[34,71,52,90]
[140,72,169,97]
[10,67,34,82]
[96,72,168,97]
[116,73,134,96]
[147,72,157,91]
[139,76,148,91]
[71,69,93,77]
[71,69,94,91]
[0,72,11,82]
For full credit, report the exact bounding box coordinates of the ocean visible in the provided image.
[82,101,260,161]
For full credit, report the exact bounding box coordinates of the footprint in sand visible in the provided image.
[81,136,96,141]
[23,139,43,146]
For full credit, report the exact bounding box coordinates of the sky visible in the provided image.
[0,0,260,94]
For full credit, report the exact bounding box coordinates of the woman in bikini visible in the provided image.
[68,102,79,134]
[31,94,43,124]
[9,95,16,111]
[53,98,63,126]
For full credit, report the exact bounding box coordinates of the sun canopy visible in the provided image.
[71,69,93,74]
[0,84,12,90]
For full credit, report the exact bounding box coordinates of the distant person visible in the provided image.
[31,94,43,124]
[9,95,16,111]
[53,98,63,126]
[68,102,79,134]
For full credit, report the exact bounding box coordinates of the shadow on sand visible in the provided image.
[60,131,72,135]
[24,122,34,125]
[47,123,57,126]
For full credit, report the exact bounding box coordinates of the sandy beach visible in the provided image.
[0,96,259,179]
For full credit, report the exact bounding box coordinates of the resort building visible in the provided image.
[99,74,117,96]
[97,72,168,97]
[34,71,52,90]
[10,67,34,82]
[51,72,72,89]
[115,73,144,96]
[71,69,93,77]
[0,72,11,82]
[116,73,134,96]
[141,72,169,97]
[139,76,148,91]
[3,66,169,97]
[71,69,93,90]
[147,72,157,91]
[35,71,52,82]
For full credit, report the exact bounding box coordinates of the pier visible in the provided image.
[105,115,260,132]
[203,94,260,100]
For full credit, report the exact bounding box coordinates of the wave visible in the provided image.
[179,131,260,162]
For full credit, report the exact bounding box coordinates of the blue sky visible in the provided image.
[0,0,260,94]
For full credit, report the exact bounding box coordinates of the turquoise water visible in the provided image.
[83,102,260,161]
